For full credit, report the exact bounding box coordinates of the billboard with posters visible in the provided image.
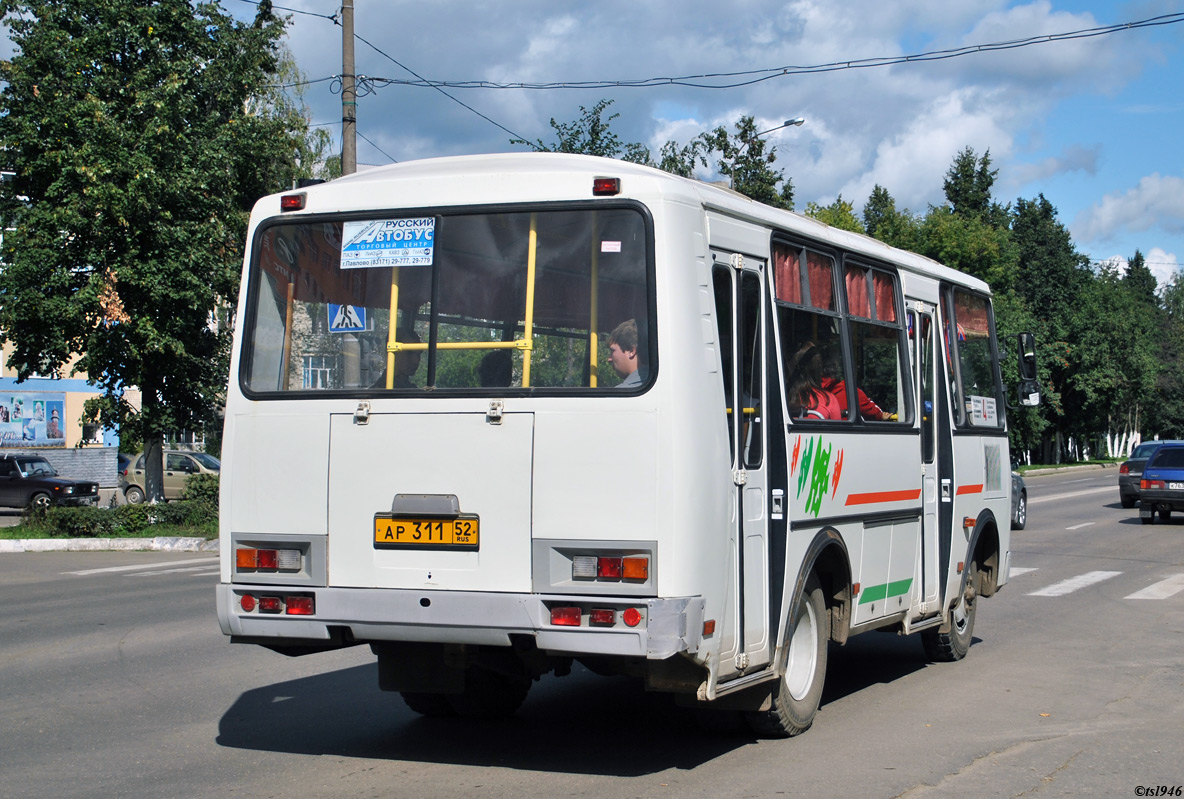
[0,392,66,447]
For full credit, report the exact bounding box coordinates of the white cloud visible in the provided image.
[1073,174,1184,242]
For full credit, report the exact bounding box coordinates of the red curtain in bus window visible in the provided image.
[845,266,870,317]
[806,252,834,310]
[873,270,896,322]
[954,291,990,336]
[773,244,802,304]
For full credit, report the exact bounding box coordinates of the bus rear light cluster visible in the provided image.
[236,547,301,572]
[571,555,648,581]
[549,605,644,628]
[239,593,314,616]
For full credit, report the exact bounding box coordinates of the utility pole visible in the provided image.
[341,0,357,175]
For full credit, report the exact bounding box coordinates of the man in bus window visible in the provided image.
[608,319,644,388]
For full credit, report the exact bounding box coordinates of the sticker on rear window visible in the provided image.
[341,218,435,268]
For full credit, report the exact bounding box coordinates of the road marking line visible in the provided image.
[1066,522,1095,530]
[127,565,220,577]
[1125,574,1184,600]
[1028,570,1122,597]
[1008,567,1038,577]
[1029,487,1114,505]
[64,557,218,576]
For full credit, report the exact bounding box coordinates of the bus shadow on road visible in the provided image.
[823,630,943,704]
[216,661,748,775]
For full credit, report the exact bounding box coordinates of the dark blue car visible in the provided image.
[1139,444,1184,525]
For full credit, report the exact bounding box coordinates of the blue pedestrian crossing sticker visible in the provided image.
[328,303,366,333]
[341,217,435,269]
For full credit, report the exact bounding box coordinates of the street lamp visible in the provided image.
[731,117,806,190]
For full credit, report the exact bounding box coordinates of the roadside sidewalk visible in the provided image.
[0,537,218,553]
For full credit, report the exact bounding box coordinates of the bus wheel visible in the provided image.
[400,692,455,718]
[446,668,531,719]
[923,561,977,662]
[746,574,828,738]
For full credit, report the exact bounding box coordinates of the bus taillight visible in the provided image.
[551,606,582,626]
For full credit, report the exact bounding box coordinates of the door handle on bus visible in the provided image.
[354,401,370,425]
[941,479,952,502]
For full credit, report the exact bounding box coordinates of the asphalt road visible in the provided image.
[1,468,1181,799]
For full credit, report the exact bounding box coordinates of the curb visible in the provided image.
[1021,463,1116,477]
[0,537,219,553]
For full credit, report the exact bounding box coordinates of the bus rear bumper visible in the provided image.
[217,583,704,660]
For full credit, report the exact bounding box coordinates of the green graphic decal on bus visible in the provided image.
[791,435,845,518]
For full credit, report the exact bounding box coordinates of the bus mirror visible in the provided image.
[1017,332,1037,381]
[1018,378,1041,407]
[1017,333,1040,407]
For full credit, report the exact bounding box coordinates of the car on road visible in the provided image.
[1139,444,1184,525]
[0,454,100,510]
[1119,440,1183,508]
[1010,470,1027,530]
[121,450,220,504]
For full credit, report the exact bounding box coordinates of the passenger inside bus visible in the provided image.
[607,318,644,388]
[787,340,841,420]
[478,349,513,387]
[819,341,891,421]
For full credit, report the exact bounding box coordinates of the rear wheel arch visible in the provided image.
[967,513,1001,598]
[794,528,852,646]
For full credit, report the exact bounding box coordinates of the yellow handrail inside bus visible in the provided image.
[522,212,539,387]
[384,267,401,389]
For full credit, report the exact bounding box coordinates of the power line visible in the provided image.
[357,129,398,164]
[360,12,1184,91]
[350,32,529,143]
[230,0,338,22]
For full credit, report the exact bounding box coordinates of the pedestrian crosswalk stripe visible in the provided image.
[1125,573,1184,600]
[64,557,218,576]
[1027,570,1121,597]
[1009,567,1038,577]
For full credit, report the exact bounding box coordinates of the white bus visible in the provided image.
[217,153,1039,735]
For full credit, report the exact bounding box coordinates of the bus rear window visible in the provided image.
[241,207,652,394]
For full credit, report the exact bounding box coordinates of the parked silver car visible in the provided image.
[1010,470,1027,530]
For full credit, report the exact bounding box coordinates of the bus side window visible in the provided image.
[844,264,908,423]
[772,242,846,422]
[712,266,736,452]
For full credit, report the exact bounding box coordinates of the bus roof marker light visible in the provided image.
[592,177,620,196]
[280,193,306,211]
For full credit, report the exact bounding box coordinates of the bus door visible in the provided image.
[910,302,943,612]
[713,256,772,673]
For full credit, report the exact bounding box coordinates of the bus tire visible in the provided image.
[745,574,828,738]
[923,561,977,662]
[400,692,455,718]
[446,668,531,719]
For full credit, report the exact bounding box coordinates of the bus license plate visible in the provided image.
[374,516,479,550]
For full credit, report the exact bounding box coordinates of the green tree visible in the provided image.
[1146,271,1184,438]
[1123,249,1158,306]
[861,185,920,251]
[512,98,651,164]
[0,0,315,500]
[699,116,796,209]
[804,195,864,233]
[915,206,1018,292]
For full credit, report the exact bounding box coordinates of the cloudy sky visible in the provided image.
[19,0,1184,288]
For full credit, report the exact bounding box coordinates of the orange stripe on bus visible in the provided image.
[956,484,984,495]
[845,489,922,506]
